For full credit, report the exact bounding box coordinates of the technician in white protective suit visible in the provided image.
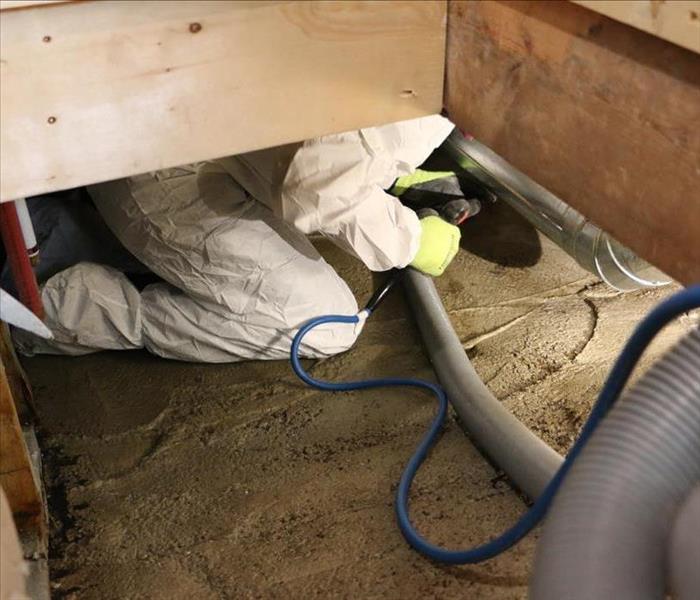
[15,115,460,362]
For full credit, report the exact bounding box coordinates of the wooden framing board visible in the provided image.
[445,0,700,285]
[572,1,700,54]
[0,0,446,201]
[0,325,48,597]
[0,349,45,537]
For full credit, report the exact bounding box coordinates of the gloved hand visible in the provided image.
[410,215,461,277]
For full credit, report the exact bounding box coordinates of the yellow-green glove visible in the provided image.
[410,215,461,277]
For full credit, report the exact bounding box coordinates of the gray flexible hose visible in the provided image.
[403,269,563,500]
[670,484,700,600]
[531,327,700,600]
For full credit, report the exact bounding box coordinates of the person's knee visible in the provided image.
[291,277,361,358]
[296,316,363,358]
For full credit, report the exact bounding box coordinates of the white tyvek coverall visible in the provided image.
[15,116,454,362]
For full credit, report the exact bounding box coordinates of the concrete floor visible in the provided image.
[23,202,696,599]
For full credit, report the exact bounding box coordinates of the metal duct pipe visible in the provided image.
[442,129,670,292]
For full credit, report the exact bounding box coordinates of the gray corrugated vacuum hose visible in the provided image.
[531,327,700,600]
[670,484,700,600]
[403,269,563,500]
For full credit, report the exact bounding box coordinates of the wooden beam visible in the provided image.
[0,0,446,201]
[0,331,45,536]
[571,1,700,54]
[0,488,28,599]
[0,324,33,424]
[445,0,700,285]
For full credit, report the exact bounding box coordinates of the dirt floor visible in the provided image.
[22,202,698,599]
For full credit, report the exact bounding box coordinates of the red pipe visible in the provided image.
[0,201,43,319]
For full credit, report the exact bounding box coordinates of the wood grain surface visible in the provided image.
[445,0,700,285]
[1,0,446,200]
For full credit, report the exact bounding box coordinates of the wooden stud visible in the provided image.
[0,330,45,537]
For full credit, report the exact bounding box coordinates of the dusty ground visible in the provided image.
[23,202,697,599]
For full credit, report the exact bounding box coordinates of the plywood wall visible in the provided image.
[445,0,700,285]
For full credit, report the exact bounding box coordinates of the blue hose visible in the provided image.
[290,284,700,564]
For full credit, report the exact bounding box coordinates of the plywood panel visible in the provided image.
[445,0,700,285]
[0,0,446,200]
